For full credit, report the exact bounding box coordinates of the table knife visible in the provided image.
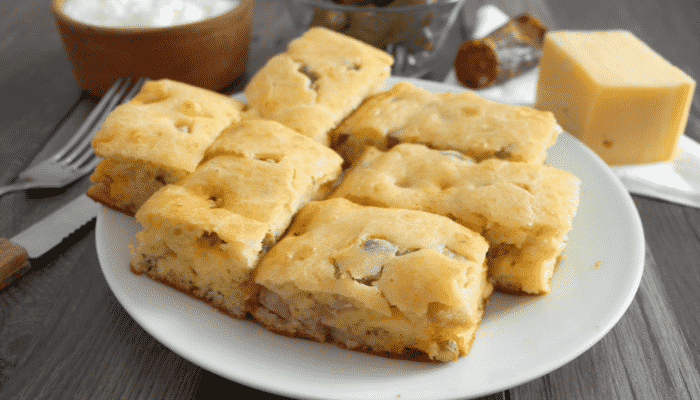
[0,194,100,289]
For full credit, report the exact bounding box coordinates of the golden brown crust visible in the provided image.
[244,27,393,145]
[251,198,493,362]
[92,79,245,164]
[252,315,440,363]
[248,279,491,363]
[129,122,345,323]
[492,281,542,296]
[86,156,182,216]
[489,253,564,295]
[86,186,136,217]
[331,81,559,165]
[129,262,252,321]
[88,79,246,215]
[332,143,580,295]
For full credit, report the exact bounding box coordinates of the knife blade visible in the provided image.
[0,194,100,289]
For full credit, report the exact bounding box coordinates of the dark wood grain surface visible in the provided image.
[1,0,699,399]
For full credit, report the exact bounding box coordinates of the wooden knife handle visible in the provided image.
[0,238,31,290]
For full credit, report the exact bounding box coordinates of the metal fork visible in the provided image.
[0,77,147,197]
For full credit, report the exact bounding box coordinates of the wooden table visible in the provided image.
[1,0,699,398]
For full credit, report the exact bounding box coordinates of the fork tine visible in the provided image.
[68,140,98,168]
[59,82,129,164]
[0,78,149,197]
[124,77,148,101]
[78,153,101,174]
[51,78,129,163]
[61,77,147,165]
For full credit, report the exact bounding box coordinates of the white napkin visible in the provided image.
[611,136,700,208]
[445,4,700,209]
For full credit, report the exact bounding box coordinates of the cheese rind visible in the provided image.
[535,30,695,165]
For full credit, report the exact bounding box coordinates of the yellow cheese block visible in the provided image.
[535,30,695,165]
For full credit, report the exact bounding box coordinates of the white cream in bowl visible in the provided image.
[62,0,241,27]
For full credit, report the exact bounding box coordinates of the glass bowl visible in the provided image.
[286,0,465,78]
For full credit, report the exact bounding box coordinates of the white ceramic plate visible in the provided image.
[96,77,645,399]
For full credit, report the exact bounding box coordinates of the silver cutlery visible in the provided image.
[0,77,146,197]
[0,194,100,289]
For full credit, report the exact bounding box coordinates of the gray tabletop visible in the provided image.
[1,0,699,399]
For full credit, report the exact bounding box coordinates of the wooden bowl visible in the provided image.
[51,0,252,97]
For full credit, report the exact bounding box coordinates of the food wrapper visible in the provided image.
[454,12,546,89]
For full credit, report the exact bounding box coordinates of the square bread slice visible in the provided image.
[250,198,492,362]
[331,143,581,295]
[88,79,246,216]
[330,81,560,165]
[129,120,343,318]
[244,27,394,146]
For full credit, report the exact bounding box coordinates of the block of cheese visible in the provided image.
[535,30,695,165]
